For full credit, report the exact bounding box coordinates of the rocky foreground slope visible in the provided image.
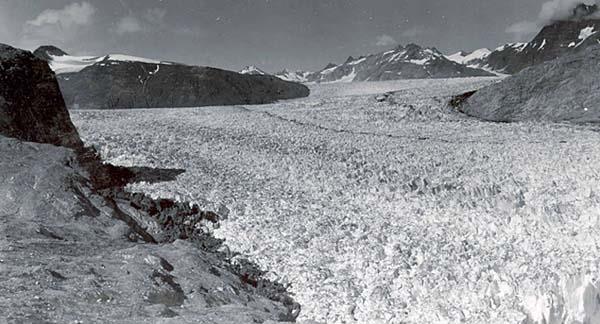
[0,43,299,323]
[34,46,309,110]
[457,45,600,123]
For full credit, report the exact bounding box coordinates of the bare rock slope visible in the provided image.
[0,43,299,323]
[459,45,600,122]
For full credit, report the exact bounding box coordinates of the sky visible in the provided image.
[0,0,585,72]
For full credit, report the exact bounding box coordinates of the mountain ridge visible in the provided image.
[299,43,494,83]
[35,46,310,109]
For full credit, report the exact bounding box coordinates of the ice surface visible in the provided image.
[49,54,105,74]
[71,77,600,324]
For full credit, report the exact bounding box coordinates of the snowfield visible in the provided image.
[71,77,600,324]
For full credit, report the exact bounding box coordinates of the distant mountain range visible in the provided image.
[34,46,309,110]
[256,3,600,84]
[299,43,494,83]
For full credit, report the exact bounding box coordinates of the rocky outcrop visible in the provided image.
[305,43,494,83]
[0,138,299,323]
[36,46,310,109]
[0,43,300,323]
[458,45,600,122]
[0,43,83,149]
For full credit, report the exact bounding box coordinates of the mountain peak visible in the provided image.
[405,43,424,50]
[33,45,68,61]
[239,65,267,75]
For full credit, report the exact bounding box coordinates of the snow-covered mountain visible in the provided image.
[33,46,175,75]
[482,3,600,74]
[304,43,493,83]
[238,65,268,75]
[33,46,309,109]
[446,48,491,66]
[273,69,313,83]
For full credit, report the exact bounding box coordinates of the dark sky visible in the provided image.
[0,0,583,72]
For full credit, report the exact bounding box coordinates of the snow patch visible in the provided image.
[320,65,339,75]
[495,42,527,52]
[48,55,105,74]
[576,26,597,47]
[239,65,267,75]
[326,68,356,83]
[347,57,366,65]
[47,53,172,74]
[446,48,491,65]
[388,50,407,62]
[538,39,547,51]
[275,70,312,83]
[105,54,166,65]
[409,58,430,65]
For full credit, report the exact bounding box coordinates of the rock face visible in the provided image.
[37,46,310,109]
[0,43,83,149]
[484,4,600,74]
[0,43,299,323]
[459,45,600,122]
[305,43,494,83]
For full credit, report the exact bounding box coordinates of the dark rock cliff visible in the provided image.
[0,44,83,149]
